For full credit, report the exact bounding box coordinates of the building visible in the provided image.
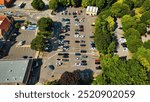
[86,6,98,16]
[0,0,14,7]
[0,59,33,85]
[0,15,14,40]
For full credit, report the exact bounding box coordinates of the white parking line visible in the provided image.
[48,52,58,60]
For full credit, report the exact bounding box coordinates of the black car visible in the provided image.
[63,55,69,58]
[81,60,87,63]
[81,63,87,66]
[58,53,64,56]
[89,36,94,38]
[75,53,81,56]
[75,40,80,43]
[59,35,65,39]
[96,66,102,70]
[65,33,70,36]
[48,65,55,70]
[80,44,86,47]
[121,43,127,47]
[81,50,87,53]
[22,56,28,59]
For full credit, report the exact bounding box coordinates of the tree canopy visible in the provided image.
[31,0,45,10]
[37,17,54,31]
[49,0,59,11]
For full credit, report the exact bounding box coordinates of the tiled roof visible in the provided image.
[0,15,11,33]
[0,0,12,5]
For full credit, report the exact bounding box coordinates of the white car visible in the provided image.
[75,63,81,66]
[119,38,126,44]
[80,35,85,38]
[17,40,25,46]
[74,34,79,38]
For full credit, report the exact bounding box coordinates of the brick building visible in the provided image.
[0,15,14,40]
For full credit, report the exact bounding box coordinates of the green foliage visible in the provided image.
[81,0,90,8]
[136,23,147,35]
[37,17,53,31]
[126,34,143,53]
[94,55,150,85]
[49,0,59,11]
[45,80,59,85]
[96,0,105,11]
[111,3,130,17]
[143,40,150,49]
[37,31,52,38]
[106,16,115,31]
[142,0,150,11]
[71,0,82,7]
[122,15,137,31]
[31,0,45,10]
[133,47,150,71]
[132,0,145,7]
[141,10,150,25]
[124,28,140,39]
[59,0,71,6]
[31,35,45,51]
[14,23,21,29]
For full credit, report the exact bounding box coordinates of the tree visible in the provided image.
[31,35,45,51]
[49,0,59,11]
[126,34,143,53]
[143,40,150,49]
[93,55,150,85]
[133,47,150,71]
[141,10,150,25]
[142,0,150,11]
[124,28,140,39]
[81,0,90,8]
[111,3,130,17]
[37,31,52,38]
[71,0,82,7]
[96,0,105,10]
[132,0,145,7]
[58,70,81,85]
[37,17,54,31]
[31,0,45,10]
[59,0,71,6]
[136,23,147,35]
[15,23,21,29]
[122,15,137,31]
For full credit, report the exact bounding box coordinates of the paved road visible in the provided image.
[39,7,101,84]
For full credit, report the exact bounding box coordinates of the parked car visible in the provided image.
[18,40,25,46]
[75,53,81,56]
[80,44,86,47]
[79,25,84,31]
[48,65,55,70]
[81,50,87,53]
[96,66,102,70]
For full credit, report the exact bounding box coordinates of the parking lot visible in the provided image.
[3,29,37,59]
[39,7,101,83]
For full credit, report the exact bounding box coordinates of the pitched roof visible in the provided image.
[0,0,12,5]
[0,0,4,5]
[0,15,11,33]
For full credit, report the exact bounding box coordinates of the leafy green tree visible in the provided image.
[96,0,105,10]
[141,10,150,25]
[124,0,134,10]
[71,0,81,7]
[143,40,150,49]
[93,55,150,85]
[81,0,90,8]
[142,0,150,11]
[37,31,52,38]
[124,28,140,39]
[126,34,143,53]
[31,0,45,10]
[133,47,150,71]
[59,0,71,6]
[122,15,137,31]
[136,23,147,35]
[132,0,145,7]
[37,17,54,31]
[15,23,21,29]
[31,35,45,51]
[49,0,59,11]
[111,3,130,17]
